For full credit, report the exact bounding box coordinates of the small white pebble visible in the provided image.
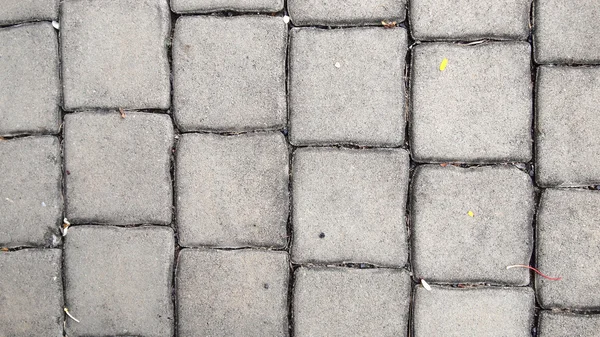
[42,202,46,207]
[52,21,60,30]
[334,62,341,68]
[283,16,290,24]
[5,198,14,203]
[421,279,432,291]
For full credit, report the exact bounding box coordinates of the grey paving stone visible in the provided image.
[411,165,534,285]
[413,286,535,336]
[0,249,63,337]
[293,267,411,337]
[411,42,532,163]
[538,311,600,337]
[176,132,289,248]
[536,189,600,310]
[534,0,600,64]
[0,23,60,136]
[61,0,171,110]
[177,248,289,337]
[64,112,173,225]
[291,148,410,267]
[410,0,530,40]
[536,66,600,187]
[288,0,406,26]
[173,16,286,132]
[171,0,283,13]
[0,136,62,247]
[0,0,59,25]
[64,226,174,337]
[289,27,408,146]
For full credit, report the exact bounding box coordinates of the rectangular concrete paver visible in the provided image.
[171,0,283,13]
[0,0,59,25]
[288,0,406,26]
[538,311,600,337]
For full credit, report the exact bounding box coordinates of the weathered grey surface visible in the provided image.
[292,148,410,267]
[411,42,532,163]
[288,0,406,26]
[61,0,171,110]
[176,132,289,248]
[410,0,530,40]
[0,136,62,247]
[536,66,600,187]
[64,112,173,225]
[289,27,407,146]
[0,23,60,136]
[177,249,289,337]
[173,16,287,131]
[293,267,411,337]
[413,286,534,336]
[536,189,600,310]
[64,226,174,337]
[538,311,600,337]
[534,0,600,64]
[171,0,283,13]
[0,249,63,337]
[0,0,59,24]
[411,165,534,285]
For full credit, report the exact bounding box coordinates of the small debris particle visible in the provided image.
[318,232,325,239]
[381,20,396,28]
[440,163,448,167]
[42,202,47,207]
[52,21,60,30]
[439,58,448,71]
[1,248,8,252]
[467,211,474,217]
[119,108,126,119]
[283,16,290,24]
[64,307,80,323]
[61,218,71,237]
[263,283,269,289]
[5,198,14,203]
[66,170,71,175]
[506,264,562,281]
[421,279,432,291]
[334,62,341,68]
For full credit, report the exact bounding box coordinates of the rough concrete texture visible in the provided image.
[61,0,171,110]
[536,189,600,310]
[64,112,173,225]
[171,0,283,13]
[64,226,174,337]
[0,249,63,337]
[0,137,62,247]
[293,267,411,337]
[538,311,600,337]
[289,27,407,146]
[173,16,287,131]
[0,0,59,24]
[288,0,406,26]
[410,0,531,40]
[292,148,410,266]
[411,42,532,163]
[413,286,534,336]
[0,23,60,136]
[411,165,534,285]
[177,249,289,337]
[534,0,600,64]
[536,66,600,187]
[176,132,289,248]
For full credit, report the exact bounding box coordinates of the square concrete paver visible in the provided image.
[293,267,411,337]
[288,0,406,26]
[173,16,286,132]
[536,189,600,310]
[413,286,534,336]
[64,226,174,337]
[411,165,534,285]
[61,0,171,110]
[177,249,289,337]
[291,148,410,267]
[538,311,600,337]
[0,136,62,247]
[410,0,530,40]
[289,27,408,146]
[411,42,532,163]
[536,66,600,187]
[176,132,289,248]
[171,0,283,13]
[0,249,63,337]
[534,0,600,64]
[0,0,59,25]
[64,112,173,225]
[0,23,60,136]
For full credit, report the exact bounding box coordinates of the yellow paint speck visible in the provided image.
[439,58,448,71]
[467,211,474,217]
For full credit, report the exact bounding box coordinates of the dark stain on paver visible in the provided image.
[318,232,325,239]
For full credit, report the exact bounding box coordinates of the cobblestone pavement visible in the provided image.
[1,0,600,336]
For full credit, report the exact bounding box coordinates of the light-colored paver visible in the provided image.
[64,112,173,225]
[61,0,171,110]
[288,0,406,26]
[411,42,532,163]
[411,165,534,285]
[173,16,287,132]
[0,0,59,25]
[289,27,408,146]
[0,136,62,247]
[171,0,283,13]
[538,311,600,337]
[0,23,60,136]
[536,189,600,310]
[64,226,174,337]
[292,148,410,267]
[0,249,63,337]
[536,66,600,187]
[176,132,289,248]
[177,249,289,337]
